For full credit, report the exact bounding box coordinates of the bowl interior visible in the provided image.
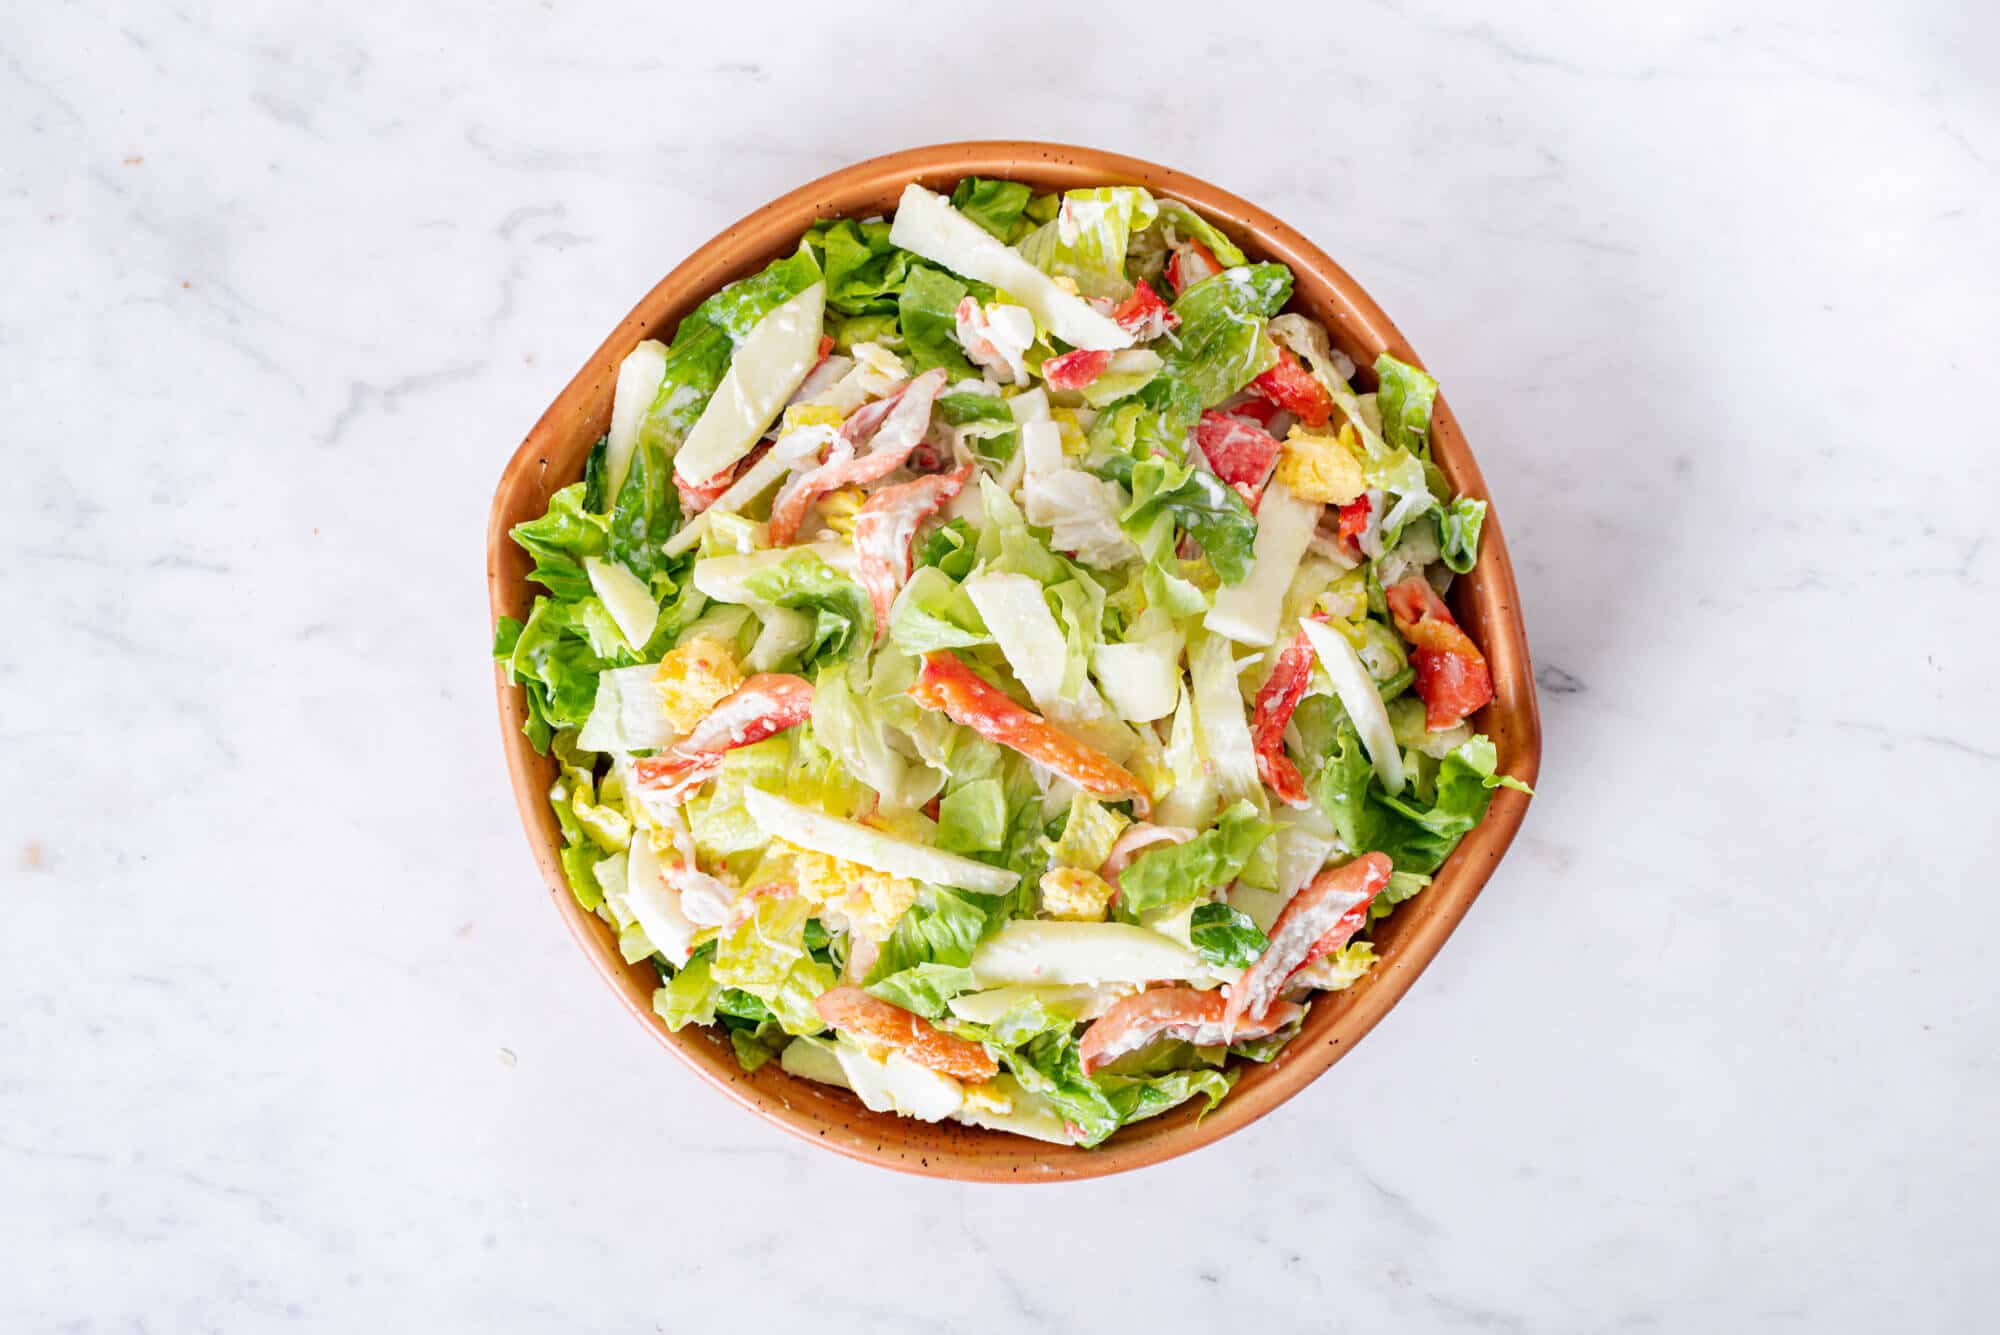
[487,141,1540,1181]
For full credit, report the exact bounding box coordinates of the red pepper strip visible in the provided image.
[815,987,998,1082]
[1223,853,1393,1031]
[1041,348,1112,390]
[1165,238,1223,296]
[1249,614,1328,808]
[1384,576,1494,731]
[1336,494,1372,558]
[632,673,814,802]
[1194,410,1283,508]
[907,651,1150,817]
[1079,987,1302,1074]
[1249,345,1333,427]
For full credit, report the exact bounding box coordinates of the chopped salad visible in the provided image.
[494,179,1530,1146]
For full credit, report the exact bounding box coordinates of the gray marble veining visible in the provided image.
[4,1,1996,1330]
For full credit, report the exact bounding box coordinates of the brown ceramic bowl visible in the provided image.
[487,141,1541,1181]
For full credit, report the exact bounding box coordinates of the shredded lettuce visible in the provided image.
[806,219,915,316]
[736,550,872,669]
[950,176,1035,242]
[1373,353,1439,456]
[1018,187,1158,300]
[1116,800,1273,916]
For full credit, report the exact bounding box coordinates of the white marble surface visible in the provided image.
[8,1,1997,1329]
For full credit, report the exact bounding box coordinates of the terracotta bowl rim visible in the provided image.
[486,139,1541,1182]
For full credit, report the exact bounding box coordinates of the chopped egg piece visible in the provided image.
[1275,423,1367,504]
[653,636,743,735]
[1039,867,1117,922]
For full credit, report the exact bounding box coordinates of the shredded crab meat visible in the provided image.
[631,673,814,802]
[1224,853,1391,1031]
[1078,987,1302,1074]
[852,462,974,642]
[768,368,947,544]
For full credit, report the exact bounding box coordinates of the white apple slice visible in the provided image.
[1299,616,1406,796]
[1206,483,1322,647]
[673,282,826,485]
[743,789,1018,894]
[606,339,668,500]
[622,833,697,967]
[583,555,659,650]
[888,185,1133,353]
[968,921,1210,988]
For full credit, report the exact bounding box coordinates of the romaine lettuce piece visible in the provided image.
[899,265,977,378]
[1374,353,1439,456]
[1117,452,1257,584]
[950,176,1034,242]
[937,778,1006,855]
[577,663,677,753]
[1187,902,1268,968]
[1116,801,1273,916]
[510,483,609,602]
[1017,187,1158,300]
[1436,496,1486,574]
[889,565,990,654]
[807,219,914,315]
[1141,263,1292,426]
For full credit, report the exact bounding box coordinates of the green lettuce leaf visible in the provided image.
[689,249,824,340]
[889,565,991,654]
[1099,1067,1234,1125]
[1152,199,1247,267]
[1043,794,1128,871]
[1188,902,1268,968]
[1140,263,1292,427]
[806,218,915,316]
[653,944,722,1030]
[934,392,1019,467]
[1314,724,1530,876]
[510,483,608,601]
[1117,801,1275,915]
[1374,353,1439,456]
[865,884,1014,1018]
[937,778,1007,855]
[1017,187,1158,300]
[736,550,872,669]
[605,428,684,589]
[914,516,980,579]
[867,962,976,1018]
[1003,1030,1122,1146]
[951,176,1035,242]
[504,599,609,736]
[1118,451,1257,584]
[899,265,977,378]
[1436,497,1487,574]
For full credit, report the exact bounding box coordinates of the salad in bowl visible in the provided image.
[493,177,1529,1148]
